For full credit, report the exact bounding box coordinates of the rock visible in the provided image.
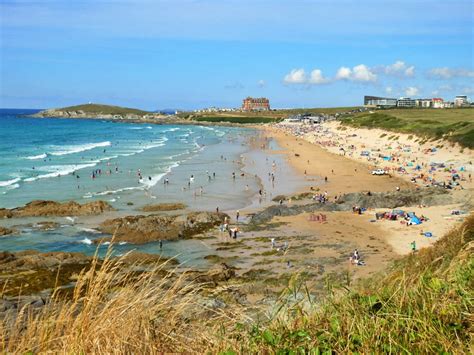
[251,187,454,225]
[140,203,187,212]
[192,263,236,285]
[35,221,61,230]
[97,212,228,244]
[0,226,14,236]
[4,200,114,218]
[0,209,13,219]
[118,251,179,266]
[0,250,93,296]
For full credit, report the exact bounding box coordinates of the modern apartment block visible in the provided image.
[454,95,469,107]
[396,97,416,107]
[242,97,270,111]
[363,96,397,108]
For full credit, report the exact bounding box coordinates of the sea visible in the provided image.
[0,109,309,267]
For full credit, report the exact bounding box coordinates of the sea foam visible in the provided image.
[50,141,111,156]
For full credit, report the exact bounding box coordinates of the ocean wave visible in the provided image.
[162,127,180,133]
[128,125,153,130]
[79,237,93,245]
[83,185,144,199]
[139,161,180,188]
[0,177,21,187]
[24,163,97,182]
[25,153,47,160]
[78,227,100,234]
[50,141,111,156]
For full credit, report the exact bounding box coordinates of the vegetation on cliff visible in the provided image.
[32,103,154,118]
[342,108,474,148]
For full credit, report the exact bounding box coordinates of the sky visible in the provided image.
[0,0,473,110]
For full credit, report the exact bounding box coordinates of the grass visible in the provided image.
[193,116,282,124]
[179,106,361,121]
[218,214,474,353]
[342,109,474,148]
[1,215,472,352]
[58,103,150,116]
[0,245,243,353]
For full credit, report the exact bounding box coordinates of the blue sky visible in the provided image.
[0,0,473,110]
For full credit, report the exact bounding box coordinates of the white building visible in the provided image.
[416,99,432,108]
[454,95,469,107]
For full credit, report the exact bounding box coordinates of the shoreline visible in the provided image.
[0,118,472,306]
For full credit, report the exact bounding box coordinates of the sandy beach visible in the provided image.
[255,122,472,262]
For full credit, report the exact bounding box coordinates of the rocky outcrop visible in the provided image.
[0,250,93,296]
[140,203,187,212]
[2,200,114,218]
[250,188,454,225]
[190,263,236,286]
[98,212,228,244]
[0,226,14,236]
[0,209,14,219]
[31,109,166,121]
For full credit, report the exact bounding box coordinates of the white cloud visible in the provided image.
[308,69,330,84]
[334,65,376,82]
[405,86,419,97]
[257,79,266,88]
[335,67,351,80]
[428,67,474,79]
[283,68,330,85]
[283,68,306,84]
[382,60,415,77]
[352,64,377,82]
[385,86,393,95]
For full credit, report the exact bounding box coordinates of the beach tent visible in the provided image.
[410,216,421,225]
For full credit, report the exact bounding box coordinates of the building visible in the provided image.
[242,97,270,111]
[454,95,469,107]
[397,97,416,108]
[432,98,444,109]
[415,99,432,108]
[364,96,397,108]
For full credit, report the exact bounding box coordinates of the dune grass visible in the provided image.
[342,110,474,148]
[1,216,472,353]
[0,246,244,353]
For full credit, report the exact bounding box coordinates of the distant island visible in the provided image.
[31,103,165,120]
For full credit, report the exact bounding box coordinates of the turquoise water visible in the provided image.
[0,109,261,265]
[0,109,254,209]
[0,110,310,266]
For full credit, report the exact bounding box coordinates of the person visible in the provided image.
[410,240,416,253]
[271,238,276,249]
[353,249,359,260]
[159,240,163,249]
[216,206,219,213]
[236,210,240,222]
[324,176,328,182]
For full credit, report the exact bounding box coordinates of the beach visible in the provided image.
[0,112,472,301]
